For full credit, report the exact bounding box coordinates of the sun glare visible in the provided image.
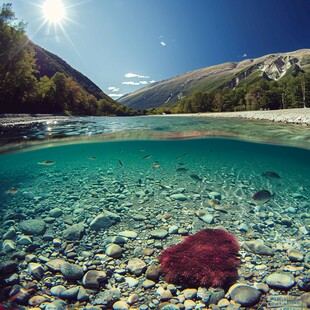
[42,0,66,24]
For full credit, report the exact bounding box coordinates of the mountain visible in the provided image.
[120,49,310,110]
[31,43,113,103]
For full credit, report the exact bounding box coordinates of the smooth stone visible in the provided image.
[184,300,196,310]
[60,263,84,280]
[288,250,304,262]
[3,239,16,252]
[113,301,129,310]
[17,235,32,245]
[3,228,16,240]
[118,230,138,239]
[63,223,84,241]
[238,223,249,232]
[28,295,47,306]
[44,300,67,310]
[127,293,139,305]
[196,210,214,224]
[106,236,127,245]
[161,305,180,310]
[243,239,274,256]
[150,229,168,239]
[93,289,121,307]
[46,258,67,272]
[230,285,261,307]
[143,279,155,289]
[19,219,46,235]
[182,288,197,299]
[168,225,179,234]
[106,243,122,258]
[50,285,66,297]
[170,193,187,201]
[218,298,230,307]
[160,289,173,301]
[49,207,63,218]
[266,272,296,289]
[132,214,147,221]
[146,264,159,281]
[90,211,120,231]
[77,286,89,301]
[127,258,146,276]
[28,263,44,280]
[0,260,18,275]
[59,287,79,300]
[125,277,139,287]
[82,270,107,289]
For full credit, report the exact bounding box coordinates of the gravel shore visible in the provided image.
[167,108,310,125]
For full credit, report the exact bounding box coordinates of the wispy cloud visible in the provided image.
[242,53,247,58]
[108,86,120,92]
[124,73,150,79]
[122,81,141,86]
[150,80,156,83]
[140,81,148,85]
[160,41,167,47]
[108,93,124,98]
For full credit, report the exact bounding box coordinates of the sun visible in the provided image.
[42,0,66,24]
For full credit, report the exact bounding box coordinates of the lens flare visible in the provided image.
[42,0,66,24]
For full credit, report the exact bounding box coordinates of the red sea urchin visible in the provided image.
[158,228,240,288]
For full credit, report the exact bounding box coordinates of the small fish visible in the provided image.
[118,160,124,166]
[262,171,280,179]
[190,173,202,181]
[143,155,152,159]
[252,190,274,204]
[176,167,188,172]
[38,161,55,165]
[152,161,160,168]
[88,156,96,160]
[6,187,19,194]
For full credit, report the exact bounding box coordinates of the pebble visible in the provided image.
[196,210,214,224]
[3,239,16,252]
[46,258,67,272]
[127,258,146,276]
[150,229,168,239]
[49,207,63,217]
[28,263,44,280]
[106,243,123,258]
[0,260,18,276]
[90,211,120,231]
[60,262,84,280]
[159,289,173,301]
[182,289,197,299]
[63,223,84,240]
[243,239,274,256]
[17,235,32,245]
[113,300,129,310]
[229,285,261,307]
[28,295,47,306]
[127,293,139,305]
[288,250,304,262]
[125,277,139,287]
[266,272,296,289]
[3,228,16,239]
[82,270,107,289]
[168,225,179,234]
[208,192,221,200]
[118,230,138,239]
[146,264,159,281]
[161,304,180,310]
[170,193,187,201]
[50,285,66,297]
[59,286,79,300]
[19,219,46,235]
[142,279,156,289]
[184,299,196,309]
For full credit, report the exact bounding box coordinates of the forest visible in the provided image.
[0,4,136,116]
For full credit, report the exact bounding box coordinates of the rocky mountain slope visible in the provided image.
[120,49,310,110]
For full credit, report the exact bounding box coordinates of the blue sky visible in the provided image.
[9,0,310,99]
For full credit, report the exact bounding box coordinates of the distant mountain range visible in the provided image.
[120,49,310,110]
[31,42,115,104]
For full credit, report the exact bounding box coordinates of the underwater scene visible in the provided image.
[0,116,309,310]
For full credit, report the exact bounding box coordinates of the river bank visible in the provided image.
[166,108,310,125]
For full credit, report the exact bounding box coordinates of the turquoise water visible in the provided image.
[0,116,309,309]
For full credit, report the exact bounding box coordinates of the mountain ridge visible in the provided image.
[120,49,310,110]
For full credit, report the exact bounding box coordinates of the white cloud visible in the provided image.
[150,80,156,83]
[124,73,150,79]
[108,86,120,92]
[160,41,167,47]
[122,81,141,86]
[140,81,148,85]
[242,53,247,58]
[108,93,124,98]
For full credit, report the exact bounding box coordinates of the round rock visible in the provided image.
[0,260,18,276]
[230,285,261,307]
[49,207,63,218]
[113,300,129,310]
[266,272,296,290]
[82,270,107,289]
[60,263,84,280]
[150,229,168,239]
[19,219,46,235]
[106,244,122,258]
[127,258,146,276]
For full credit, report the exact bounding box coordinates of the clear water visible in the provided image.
[0,116,309,308]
